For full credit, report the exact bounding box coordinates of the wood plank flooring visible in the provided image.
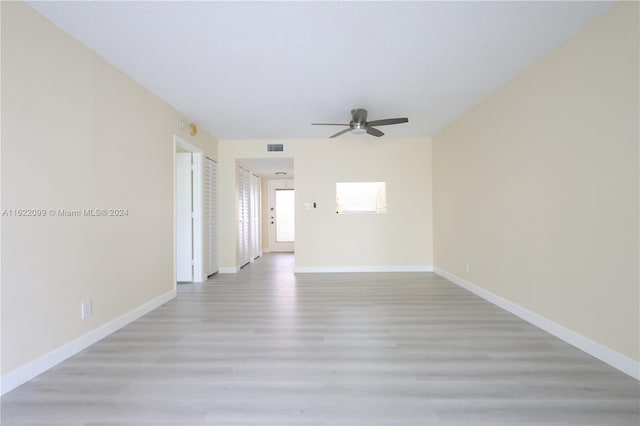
[2,253,638,425]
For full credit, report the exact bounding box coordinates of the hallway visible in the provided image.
[2,254,638,425]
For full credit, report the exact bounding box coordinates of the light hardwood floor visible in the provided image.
[2,253,638,425]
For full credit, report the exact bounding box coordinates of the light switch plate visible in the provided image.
[81,299,93,319]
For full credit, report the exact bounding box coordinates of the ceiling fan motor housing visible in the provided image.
[351,108,368,124]
[350,108,368,133]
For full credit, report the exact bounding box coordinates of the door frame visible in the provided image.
[173,135,204,283]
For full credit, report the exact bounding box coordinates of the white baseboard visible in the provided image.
[218,266,239,274]
[294,265,433,273]
[0,289,176,396]
[434,267,639,380]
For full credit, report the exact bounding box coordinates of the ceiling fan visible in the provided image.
[312,108,408,138]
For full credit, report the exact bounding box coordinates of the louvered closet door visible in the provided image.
[243,168,251,265]
[237,166,245,267]
[250,173,261,260]
[203,158,218,276]
[210,159,218,273]
[238,167,251,267]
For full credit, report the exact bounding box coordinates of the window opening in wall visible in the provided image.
[336,182,386,214]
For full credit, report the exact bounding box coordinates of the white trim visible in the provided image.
[0,289,176,396]
[294,265,434,273]
[218,266,239,274]
[434,267,640,380]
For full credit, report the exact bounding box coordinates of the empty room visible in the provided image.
[1,1,638,425]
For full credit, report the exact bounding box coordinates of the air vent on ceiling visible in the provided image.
[267,144,284,152]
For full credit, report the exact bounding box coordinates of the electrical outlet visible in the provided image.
[81,299,93,319]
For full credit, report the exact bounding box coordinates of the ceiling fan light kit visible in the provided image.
[312,108,408,138]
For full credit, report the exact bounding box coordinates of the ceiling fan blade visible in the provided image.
[366,127,384,137]
[329,128,353,138]
[366,117,408,126]
[311,123,349,126]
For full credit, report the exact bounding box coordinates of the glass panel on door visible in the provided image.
[275,189,295,242]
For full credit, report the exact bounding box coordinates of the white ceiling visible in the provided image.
[27,1,613,140]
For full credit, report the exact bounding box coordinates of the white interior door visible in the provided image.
[268,179,295,252]
[176,152,193,281]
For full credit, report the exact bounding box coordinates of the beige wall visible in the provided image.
[219,138,433,270]
[1,2,217,375]
[433,2,639,361]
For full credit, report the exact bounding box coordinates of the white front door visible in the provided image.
[176,152,193,281]
[268,179,295,252]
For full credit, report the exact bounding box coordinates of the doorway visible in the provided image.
[236,158,294,258]
[174,136,204,283]
[268,179,295,252]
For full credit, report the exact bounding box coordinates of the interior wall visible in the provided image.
[1,2,218,376]
[218,138,432,271]
[433,2,639,362]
